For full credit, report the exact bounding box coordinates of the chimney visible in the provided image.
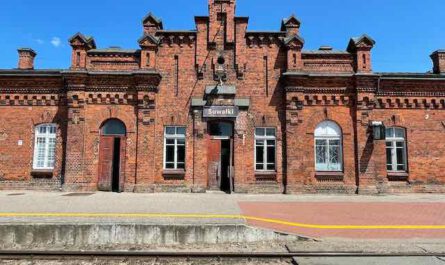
[431,50,445,74]
[17,48,36,70]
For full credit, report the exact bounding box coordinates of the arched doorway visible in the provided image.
[207,121,234,193]
[98,119,126,192]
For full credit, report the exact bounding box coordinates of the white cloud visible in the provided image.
[35,39,44,44]
[51,37,61,47]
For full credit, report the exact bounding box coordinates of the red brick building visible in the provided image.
[1,0,445,194]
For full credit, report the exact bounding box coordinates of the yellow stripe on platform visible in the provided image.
[0,212,445,230]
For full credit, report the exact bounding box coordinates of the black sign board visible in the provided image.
[203,106,239,118]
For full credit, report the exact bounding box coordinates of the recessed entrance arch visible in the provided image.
[98,119,126,192]
[207,121,234,193]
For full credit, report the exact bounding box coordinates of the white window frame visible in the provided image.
[385,127,407,172]
[33,124,57,170]
[163,126,186,170]
[254,127,276,172]
[314,121,343,172]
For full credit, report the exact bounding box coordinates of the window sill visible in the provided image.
[162,169,186,180]
[315,171,344,182]
[31,169,54,178]
[387,172,409,181]
[255,171,277,175]
[255,171,277,182]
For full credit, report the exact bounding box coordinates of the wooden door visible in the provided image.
[207,138,221,189]
[118,137,126,192]
[98,136,114,191]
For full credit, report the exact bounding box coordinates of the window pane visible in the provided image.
[267,146,275,164]
[102,120,126,136]
[177,145,185,163]
[209,123,232,137]
[316,145,326,164]
[165,163,174,169]
[386,147,392,169]
[329,145,340,165]
[256,145,264,163]
[266,128,275,136]
[316,139,327,146]
[36,138,46,168]
[166,139,175,145]
[166,127,175,135]
[266,140,275,146]
[39,126,47,134]
[330,139,340,146]
[47,138,56,168]
[397,165,405,171]
[395,128,405,138]
[386,141,392,147]
[255,128,265,136]
[177,139,185,145]
[267,164,275,170]
[166,145,175,163]
[396,147,405,167]
[396,142,404,148]
[49,126,57,134]
[177,163,185,169]
[176,127,186,136]
[256,164,264,170]
[386,128,394,138]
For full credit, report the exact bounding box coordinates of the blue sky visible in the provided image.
[0,0,444,72]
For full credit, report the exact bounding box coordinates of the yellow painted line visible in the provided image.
[0,212,445,230]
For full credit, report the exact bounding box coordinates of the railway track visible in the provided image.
[0,250,444,258]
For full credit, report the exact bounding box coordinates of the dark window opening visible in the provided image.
[209,122,233,137]
[112,138,121,192]
[76,52,81,67]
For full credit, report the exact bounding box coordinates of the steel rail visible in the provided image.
[0,250,444,258]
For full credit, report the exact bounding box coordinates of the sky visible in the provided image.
[0,0,444,72]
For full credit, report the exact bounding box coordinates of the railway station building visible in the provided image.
[1,0,445,194]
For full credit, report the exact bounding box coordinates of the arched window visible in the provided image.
[101,119,126,136]
[385,127,407,172]
[314,121,343,171]
[33,124,57,170]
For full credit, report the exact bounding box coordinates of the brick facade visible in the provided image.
[1,0,445,194]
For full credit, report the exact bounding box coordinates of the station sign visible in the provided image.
[203,106,239,118]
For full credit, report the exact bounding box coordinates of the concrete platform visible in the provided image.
[0,191,445,240]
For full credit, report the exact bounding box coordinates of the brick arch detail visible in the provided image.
[91,108,136,134]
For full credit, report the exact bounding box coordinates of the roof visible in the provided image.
[156,30,197,34]
[246,31,286,35]
[347,34,376,51]
[0,69,62,77]
[283,34,305,45]
[138,34,160,45]
[281,14,301,31]
[68,32,96,49]
[17,48,37,56]
[142,12,163,29]
[302,49,350,55]
[88,47,139,54]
